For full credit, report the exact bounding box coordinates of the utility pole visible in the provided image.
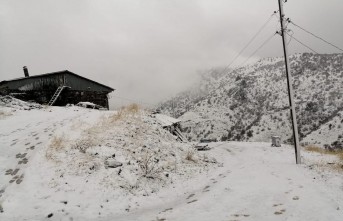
[277,0,301,164]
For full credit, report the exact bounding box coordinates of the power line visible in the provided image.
[286,32,319,54]
[289,20,343,53]
[240,32,277,66]
[225,11,279,70]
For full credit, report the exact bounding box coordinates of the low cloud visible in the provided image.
[1,0,342,109]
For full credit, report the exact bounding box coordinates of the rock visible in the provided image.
[104,159,123,168]
[47,213,53,218]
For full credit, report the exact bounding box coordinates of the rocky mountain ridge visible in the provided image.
[159,53,343,149]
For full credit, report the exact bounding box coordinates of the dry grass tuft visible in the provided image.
[185,147,197,163]
[110,107,125,122]
[50,135,66,150]
[304,145,343,163]
[46,135,68,160]
[338,152,343,162]
[304,145,327,154]
[71,121,107,152]
[109,103,141,123]
[126,103,140,114]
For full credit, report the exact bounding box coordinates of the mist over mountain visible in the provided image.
[159,53,343,149]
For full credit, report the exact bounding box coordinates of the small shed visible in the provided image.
[0,68,114,109]
[153,113,187,142]
[271,136,281,147]
[154,114,181,128]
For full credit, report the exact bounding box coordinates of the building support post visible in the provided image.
[278,0,301,164]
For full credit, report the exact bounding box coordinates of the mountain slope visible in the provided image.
[159,53,343,148]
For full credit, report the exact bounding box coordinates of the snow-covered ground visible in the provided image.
[1,101,343,221]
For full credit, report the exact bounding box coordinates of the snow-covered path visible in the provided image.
[116,143,343,221]
[0,107,342,221]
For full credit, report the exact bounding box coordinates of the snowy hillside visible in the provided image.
[1,99,343,220]
[0,100,218,220]
[159,53,343,149]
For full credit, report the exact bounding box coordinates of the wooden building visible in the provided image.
[0,67,114,109]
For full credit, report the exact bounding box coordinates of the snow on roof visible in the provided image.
[154,114,181,127]
[0,70,115,91]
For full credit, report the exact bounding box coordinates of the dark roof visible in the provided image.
[0,70,115,91]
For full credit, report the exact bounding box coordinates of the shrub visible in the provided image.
[138,153,162,179]
[221,135,228,141]
[331,141,343,150]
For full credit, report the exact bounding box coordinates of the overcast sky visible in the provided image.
[1,0,342,108]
